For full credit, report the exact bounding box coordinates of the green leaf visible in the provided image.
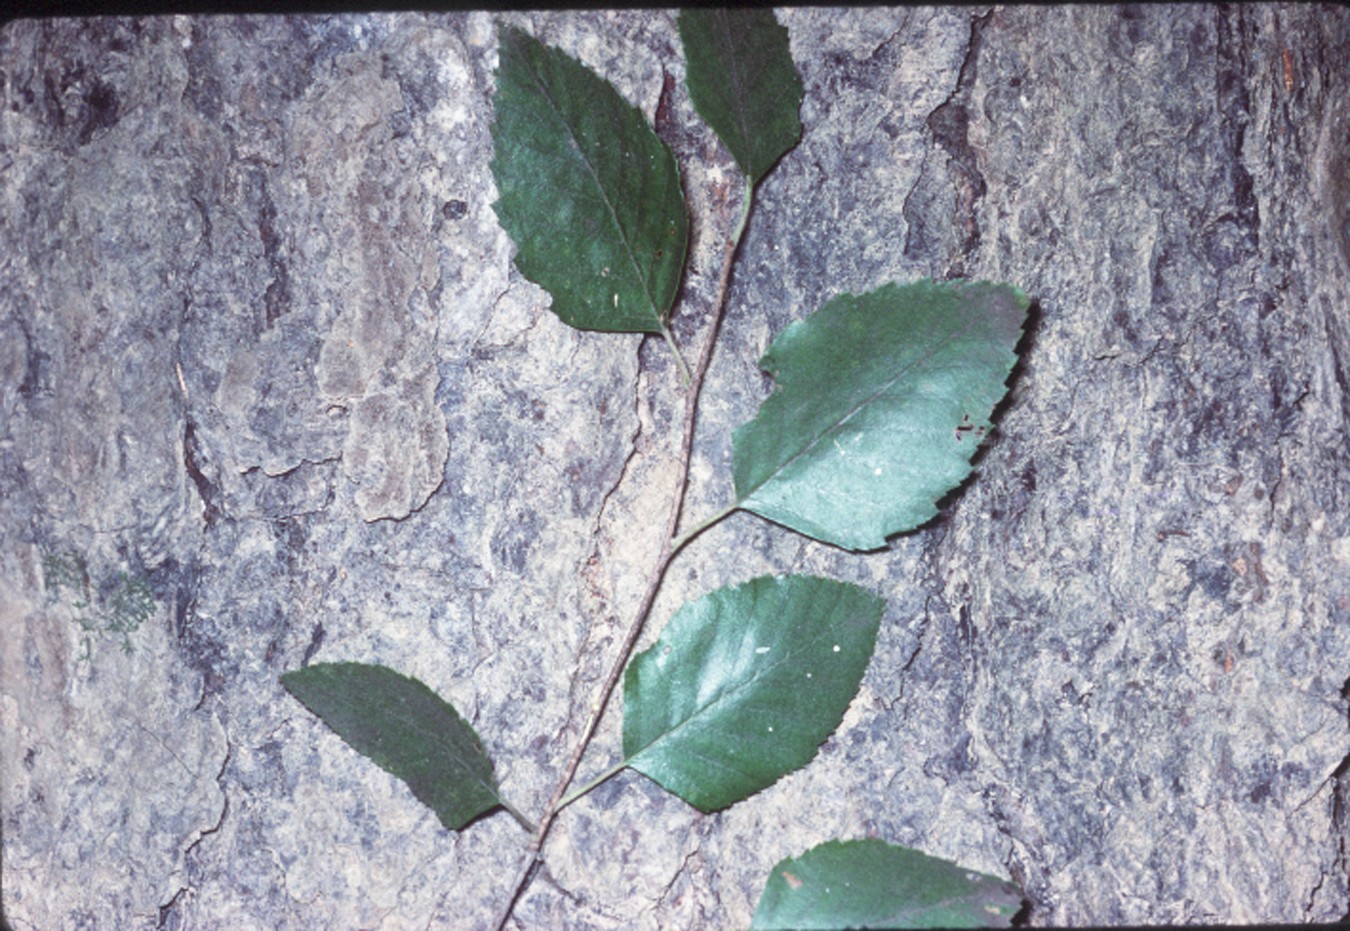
[752,839,1023,930]
[678,8,804,184]
[281,662,506,832]
[732,279,1029,551]
[622,574,884,812]
[489,25,689,333]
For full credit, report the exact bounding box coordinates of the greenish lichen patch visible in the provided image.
[41,549,156,660]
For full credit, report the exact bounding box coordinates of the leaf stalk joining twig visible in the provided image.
[492,177,756,931]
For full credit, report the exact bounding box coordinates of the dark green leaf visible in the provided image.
[490,25,688,333]
[678,9,804,183]
[752,838,1023,930]
[733,279,1029,551]
[622,574,884,812]
[281,662,504,831]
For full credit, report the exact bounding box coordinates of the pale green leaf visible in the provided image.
[753,838,1023,929]
[622,574,884,812]
[733,279,1029,551]
[678,9,803,183]
[281,662,504,831]
[490,25,688,333]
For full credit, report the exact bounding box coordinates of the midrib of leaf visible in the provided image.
[713,9,755,171]
[736,305,980,507]
[382,703,501,804]
[520,45,666,328]
[626,601,848,764]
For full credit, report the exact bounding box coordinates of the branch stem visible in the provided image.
[493,175,757,931]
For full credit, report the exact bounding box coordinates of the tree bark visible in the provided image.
[2,7,1347,927]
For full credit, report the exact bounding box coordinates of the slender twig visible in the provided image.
[493,180,755,931]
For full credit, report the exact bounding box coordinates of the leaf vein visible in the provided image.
[739,303,980,509]
[519,36,664,324]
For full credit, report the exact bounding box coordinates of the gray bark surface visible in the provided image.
[3,6,1348,928]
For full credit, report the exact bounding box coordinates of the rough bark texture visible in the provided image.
[3,6,1349,928]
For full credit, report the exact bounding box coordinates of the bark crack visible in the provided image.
[913,8,994,276]
[564,362,648,746]
[157,727,231,929]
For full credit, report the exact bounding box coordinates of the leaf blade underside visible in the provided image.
[281,662,504,832]
[678,8,804,184]
[490,25,689,333]
[752,838,1023,930]
[732,279,1030,551]
[622,574,884,812]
